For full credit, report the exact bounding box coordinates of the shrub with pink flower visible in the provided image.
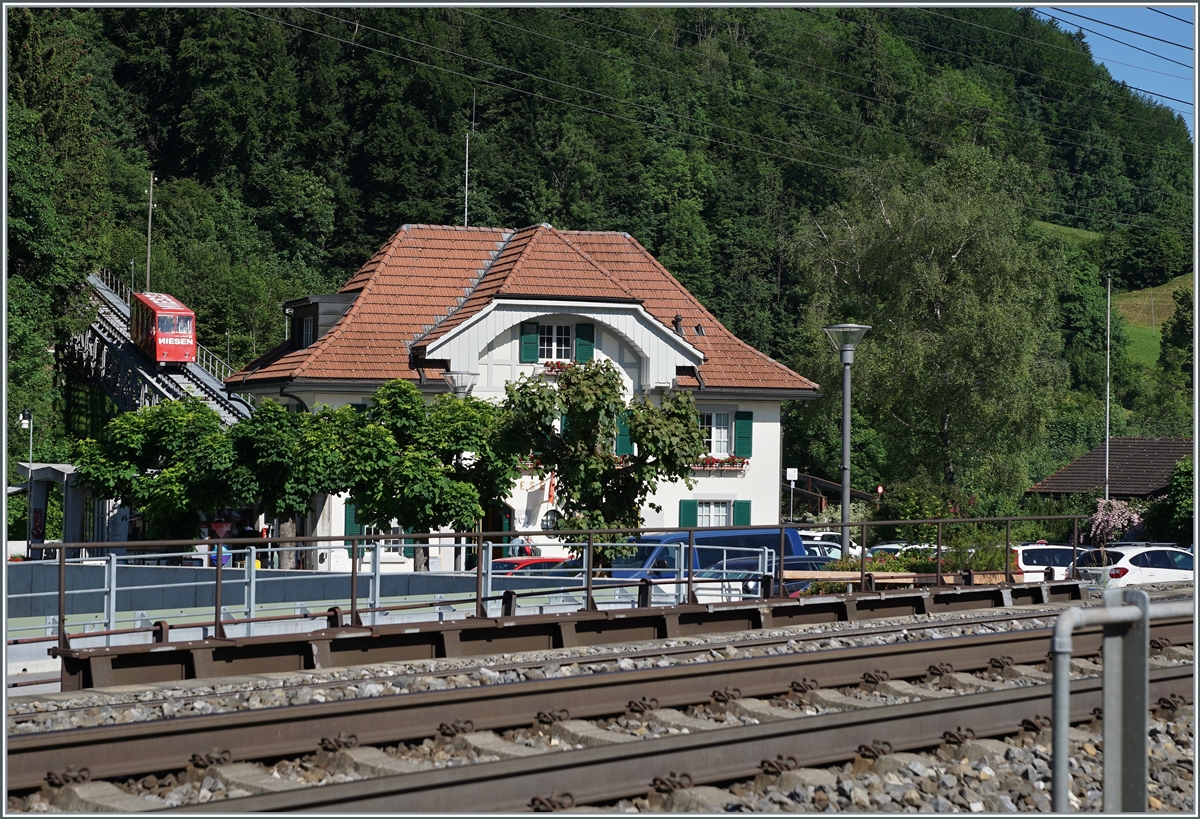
[1088,498,1142,546]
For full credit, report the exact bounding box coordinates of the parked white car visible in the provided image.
[1073,546,1193,588]
[804,531,861,557]
[1013,543,1090,581]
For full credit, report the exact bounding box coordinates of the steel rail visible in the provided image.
[170,665,1194,813]
[6,608,1082,724]
[8,617,1191,793]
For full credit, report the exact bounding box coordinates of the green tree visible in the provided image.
[227,400,362,569]
[1143,458,1193,546]
[346,380,520,570]
[72,398,249,539]
[500,359,707,560]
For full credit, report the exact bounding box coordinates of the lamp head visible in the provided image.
[441,371,479,398]
[823,323,871,364]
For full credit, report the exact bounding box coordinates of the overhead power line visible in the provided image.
[607,7,1190,168]
[913,7,1191,81]
[238,8,1188,234]
[1150,8,1193,26]
[473,7,1179,202]
[1036,10,1194,73]
[1050,7,1193,50]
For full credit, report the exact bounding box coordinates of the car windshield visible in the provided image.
[611,545,661,569]
[157,315,176,333]
[1076,550,1124,567]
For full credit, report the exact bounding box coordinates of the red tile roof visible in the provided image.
[1027,438,1193,499]
[227,223,818,395]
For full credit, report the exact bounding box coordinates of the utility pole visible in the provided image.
[1105,272,1111,501]
[464,89,475,227]
[130,260,135,295]
[20,409,32,550]
[145,173,157,291]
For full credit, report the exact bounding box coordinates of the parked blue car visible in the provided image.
[610,528,813,580]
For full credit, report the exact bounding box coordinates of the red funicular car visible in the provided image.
[131,292,196,366]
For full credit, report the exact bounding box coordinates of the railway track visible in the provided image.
[7,607,1084,729]
[7,614,1192,810]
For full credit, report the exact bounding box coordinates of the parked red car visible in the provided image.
[491,557,566,575]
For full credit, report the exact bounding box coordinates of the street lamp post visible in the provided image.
[823,324,870,549]
[441,372,479,572]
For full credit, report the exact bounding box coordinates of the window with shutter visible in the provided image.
[733,500,752,526]
[679,499,698,528]
[343,502,362,547]
[615,412,632,455]
[575,323,594,362]
[734,411,754,458]
[520,322,540,363]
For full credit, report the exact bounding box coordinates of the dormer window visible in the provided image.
[302,316,314,348]
[538,324,572,361]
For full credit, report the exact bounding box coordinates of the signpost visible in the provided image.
[786,468,798,521]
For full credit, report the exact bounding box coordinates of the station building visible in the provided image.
[226,223,820,568]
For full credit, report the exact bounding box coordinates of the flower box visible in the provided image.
[692,457,750,472]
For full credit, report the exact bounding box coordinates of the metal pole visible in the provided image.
[57,545,67,650]
[350,537,360,627]
[1005,519,1012,584]
[145,173,155,291]
[1104,272,1110,501]
[687,528,696,604]
[585,533,595,610]
[105,553,118,647]
[214,539,225,639]
[131,260,135,295]
[371,539,381,627]
[841,357,851,543]
[25,411,33,553]
[1072,519,1079,580]
[475,528,485,618]
[1102,588,1149,812]
[935,522,943,585]
[776,527,786,598]
[246,545,257,637]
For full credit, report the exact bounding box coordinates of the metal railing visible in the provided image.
[9,514,1102,653]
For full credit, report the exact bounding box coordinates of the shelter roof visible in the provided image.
[1026,438,1193,499]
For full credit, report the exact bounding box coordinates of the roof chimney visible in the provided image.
[673,314,684,335]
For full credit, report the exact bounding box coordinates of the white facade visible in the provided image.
[276,308,787,569]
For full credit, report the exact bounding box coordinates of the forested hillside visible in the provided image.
[6,6,1193,528]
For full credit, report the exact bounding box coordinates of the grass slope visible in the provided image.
[1114,275,1191,368]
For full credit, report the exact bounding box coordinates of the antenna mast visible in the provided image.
[464,90,475,227]
[145,172,157,291]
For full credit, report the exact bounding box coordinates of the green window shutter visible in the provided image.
[343,502,362,548]
[560,413,569,437]
[734,411,754,458]
[520,322,540,363]
[679,499,698,528]
[575,323,595,362]
[733,500,752,526]
[615,412,632,456]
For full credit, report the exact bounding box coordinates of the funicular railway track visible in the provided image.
[8,612,1193,812]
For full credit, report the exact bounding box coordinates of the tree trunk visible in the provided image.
[278,515,297,570]
[414,545,428,572]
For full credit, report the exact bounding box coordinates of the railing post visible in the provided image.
[475,529,486,618]
[370,538,381,627]
[1072,518,1080,580]
[105,553,118,647]
[484,541,494,609]
[350,537,361,627]
[776,527,786,598]
[1005,519,1012,584]
[213,540,226,640]
[1103,588,1149,812]
[246,545,256,637]
[676,541,685,605]
[585,533,596,610]
[935,522,943,586]
[686,528,696,605]
[858,528,866,592]
[58,545,68,650]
